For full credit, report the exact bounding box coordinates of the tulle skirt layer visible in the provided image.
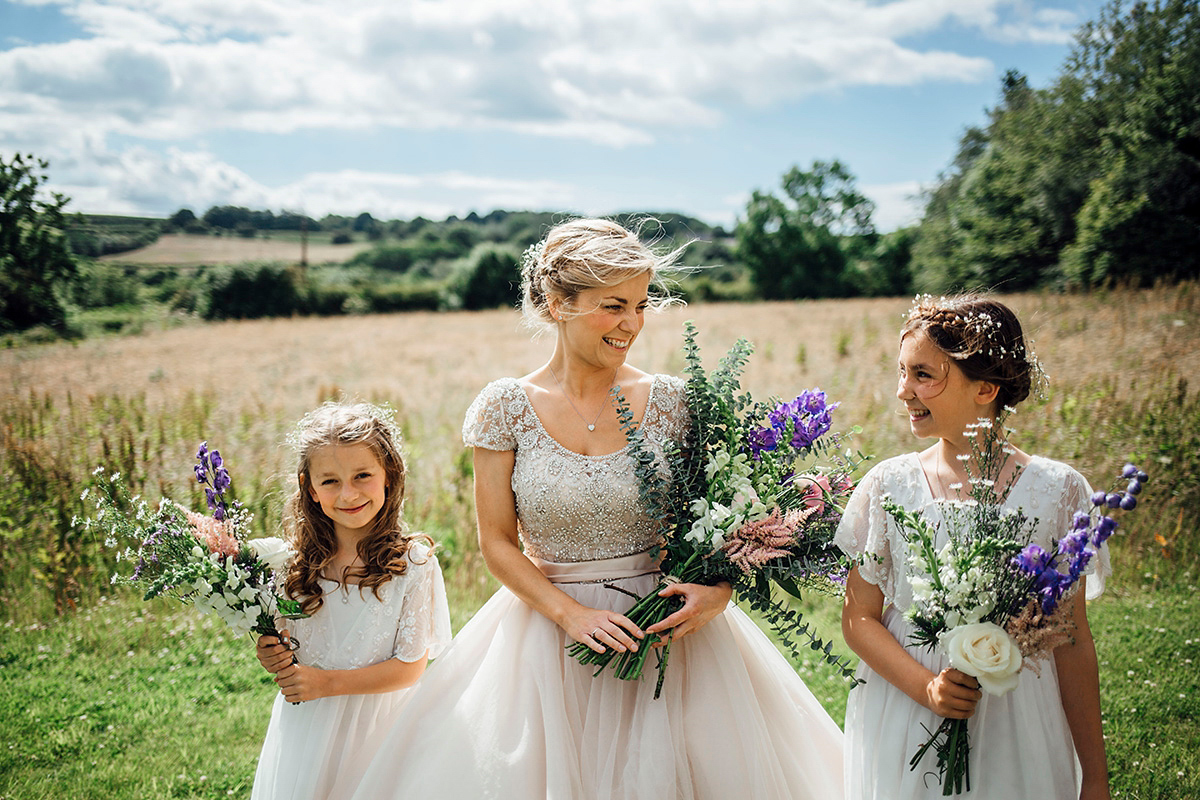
[844,605,1080,799]
[351,552,844,800]
[252,685,415,800]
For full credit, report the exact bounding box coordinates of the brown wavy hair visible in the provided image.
[281,402,431,616]
[901,294,1037,412]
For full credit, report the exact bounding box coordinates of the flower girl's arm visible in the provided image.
[842,566,981,718]
[1053,579,1111,800]
[272,654,429,704]
[473,447,643,654]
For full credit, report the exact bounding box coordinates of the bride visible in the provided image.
[350,218,844,800]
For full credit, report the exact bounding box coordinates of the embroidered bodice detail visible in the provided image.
[463,374,687,562]
[834,453,1112,611]
[288,541,450,669]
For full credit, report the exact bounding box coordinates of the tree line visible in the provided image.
[2,0,1196,337]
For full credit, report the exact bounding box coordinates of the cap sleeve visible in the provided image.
[391,541,453,662]
[834,463,898,604]
[1059,463,1112,600]
[462,378,518,451]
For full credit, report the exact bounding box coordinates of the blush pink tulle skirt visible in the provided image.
[349,551,844,800]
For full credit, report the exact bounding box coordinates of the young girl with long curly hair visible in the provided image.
[251,401,451,800]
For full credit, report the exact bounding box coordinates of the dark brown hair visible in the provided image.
[901,294,1035,411]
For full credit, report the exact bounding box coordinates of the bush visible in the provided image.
[68,262,141,309]
[201,264,301,320]
[363,283,442,312]
[459,249,520,310]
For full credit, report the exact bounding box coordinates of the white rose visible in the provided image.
[247,537,293,574]
[942,622,1023,696]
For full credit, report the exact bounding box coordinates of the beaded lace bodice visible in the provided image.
[287,542,450,670]
[834,453,1112,612]
[462,374,687,563]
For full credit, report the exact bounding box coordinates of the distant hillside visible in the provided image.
[99,233,373,266]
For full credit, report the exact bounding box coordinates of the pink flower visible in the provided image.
[792,474,832,514]
[722,506,819,574]
[183,507,240,558]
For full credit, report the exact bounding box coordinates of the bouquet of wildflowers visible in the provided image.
[883,415,1147,795]
[569,321,864,696]
[84,442,305,640]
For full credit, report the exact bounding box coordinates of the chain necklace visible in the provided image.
[548,365,616,432]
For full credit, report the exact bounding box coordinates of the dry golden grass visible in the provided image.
[99,232,372,266]
[5,285,1198,481]
[3,282,1197,613]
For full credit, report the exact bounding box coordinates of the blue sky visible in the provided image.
[0,0,1105,231]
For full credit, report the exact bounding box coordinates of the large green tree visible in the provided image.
[913,0,1200,291]
[0,154,77,333]
[735,160,875,299]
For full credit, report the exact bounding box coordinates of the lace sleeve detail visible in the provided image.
[643,374,689,445]
[834,464,897,603]
[462,379,517,451]
[392,542,453,662]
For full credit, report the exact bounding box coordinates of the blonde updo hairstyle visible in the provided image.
[520,218,684,331]
[901,294,1041,412]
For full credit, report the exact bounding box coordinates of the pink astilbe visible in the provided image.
[723,506,820,574]
[182,506,240,558]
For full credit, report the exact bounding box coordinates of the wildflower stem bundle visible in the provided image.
[569,321,864,696]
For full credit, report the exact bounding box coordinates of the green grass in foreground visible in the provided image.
[2,577,1197,799]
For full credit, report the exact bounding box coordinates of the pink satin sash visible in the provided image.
[528,550,659,584]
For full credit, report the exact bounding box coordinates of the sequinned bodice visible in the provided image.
[462,374,687,562]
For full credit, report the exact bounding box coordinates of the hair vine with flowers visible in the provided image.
[906,294,1049,402]
[880,407,1147,795]
[84,441,307,647]
[285,400,404,456]
[568,320,867,697]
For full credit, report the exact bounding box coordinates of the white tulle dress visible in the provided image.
[349,374,845,800]
[251,541,452,800]
[834,453,1112,799]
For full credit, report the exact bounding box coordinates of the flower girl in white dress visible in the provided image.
[251,402,451,800]
[836,296,1112,799]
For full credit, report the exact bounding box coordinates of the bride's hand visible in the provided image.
[563,605,643,654]
[645,581,732,646]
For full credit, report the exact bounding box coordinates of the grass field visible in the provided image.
[2,284,1198,798]
[99,233,373,266]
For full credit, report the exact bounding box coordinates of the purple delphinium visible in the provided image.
[195,441,232,520]
[749,389,839,459]
[1012,462,1148,613]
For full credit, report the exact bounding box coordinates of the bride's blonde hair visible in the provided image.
[519,218,685,332]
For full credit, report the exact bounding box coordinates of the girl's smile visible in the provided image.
[307,443,388,540]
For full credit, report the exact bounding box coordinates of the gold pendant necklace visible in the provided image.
[548,366,615,432]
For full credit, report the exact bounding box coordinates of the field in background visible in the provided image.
[99,233,372,266]
[2,285,1198,798]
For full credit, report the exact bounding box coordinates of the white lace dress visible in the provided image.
[251,541,452,800]
[350,374,844,800]
[834,453,1112,799]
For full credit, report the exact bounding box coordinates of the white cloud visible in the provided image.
[1,0,1088,218]
[862,180,926,232]
[1,0,1083,147]
[31,143,578,219]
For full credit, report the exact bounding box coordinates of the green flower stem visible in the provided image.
[566,550,709,697]
[909,716,970,796]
